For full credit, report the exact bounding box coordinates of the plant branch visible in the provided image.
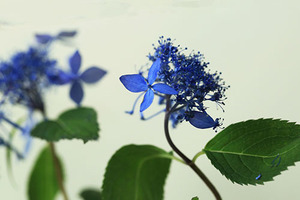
[49,142,69,200]
[164,95,221,200]
[192,150,206,162]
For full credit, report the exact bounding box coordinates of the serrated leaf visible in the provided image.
[102,144,172,200]
[31,107,99,143]
[204,118,300,185]
[80,188,101,200]
[28,145,64,200]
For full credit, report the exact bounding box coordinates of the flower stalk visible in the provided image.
[49,142,69,200]
[164,95,222,200]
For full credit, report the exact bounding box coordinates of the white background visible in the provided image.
[0,0,300,199]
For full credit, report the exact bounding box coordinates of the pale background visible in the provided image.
[0,0,300,200]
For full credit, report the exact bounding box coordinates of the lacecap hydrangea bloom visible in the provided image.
[0,46,57,157]
[0,47,57,113]
[120,37,229,130]
[0,31,107,157]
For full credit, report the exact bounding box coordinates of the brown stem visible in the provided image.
[49,142,69,200]
[164,96,222,200]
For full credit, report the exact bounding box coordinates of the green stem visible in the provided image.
[49,142,69,200]
[164,95,222,200]
[170,155,186,164]
[42,109,69,200]
[192,150,206,162]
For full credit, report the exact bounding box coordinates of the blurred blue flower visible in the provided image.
[120,58,177,112]
[0,47,57,113]
[49,50,107,105]
[35,30,77,44]
[67,50,107,105]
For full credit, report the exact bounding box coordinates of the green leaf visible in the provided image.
[191,197,199,200]
[28,145,64,200]
[80,188,101,200]
[31,107,99,143]
[204,118,300,185]
[102,144,172,200]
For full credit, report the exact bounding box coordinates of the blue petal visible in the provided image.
[152,83,178,94]
[120,74,148,93]
[35,34,53,44]
[80,67,107,84]
[140,89,154,112]
[189,111,216,129]
[69,50,81,74]
[147,58,161,85]
[57,30,77,38]
[70,81,84,105]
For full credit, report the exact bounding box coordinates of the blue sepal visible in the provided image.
[81,67,107,84]
[120,74,148,93]
[189,111,216,129]
[69,50,81,74]
[147,58,161,85]
[70,81,84,105]
[140,89,154,112]
[35,34,53,44]
[152,83,177,94]
[57,30,77,38]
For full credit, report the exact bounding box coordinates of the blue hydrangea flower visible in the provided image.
[120,58,178,112]
[49,50,107,105]
[121,37,229,130]
[0,47,57,113]
[68,50,107,105]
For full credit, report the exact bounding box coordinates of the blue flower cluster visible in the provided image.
[120,37,229,130]
[0,30,106,158]
[0,47,56,113]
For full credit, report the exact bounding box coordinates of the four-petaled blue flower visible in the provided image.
[66,50,107,105]
[120,58,178,112]
[48,50,107,105]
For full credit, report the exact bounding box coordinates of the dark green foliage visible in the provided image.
[102,144,172,200]
[204,119,300,185]
[31,107,99,143]
[80,188,101,200]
